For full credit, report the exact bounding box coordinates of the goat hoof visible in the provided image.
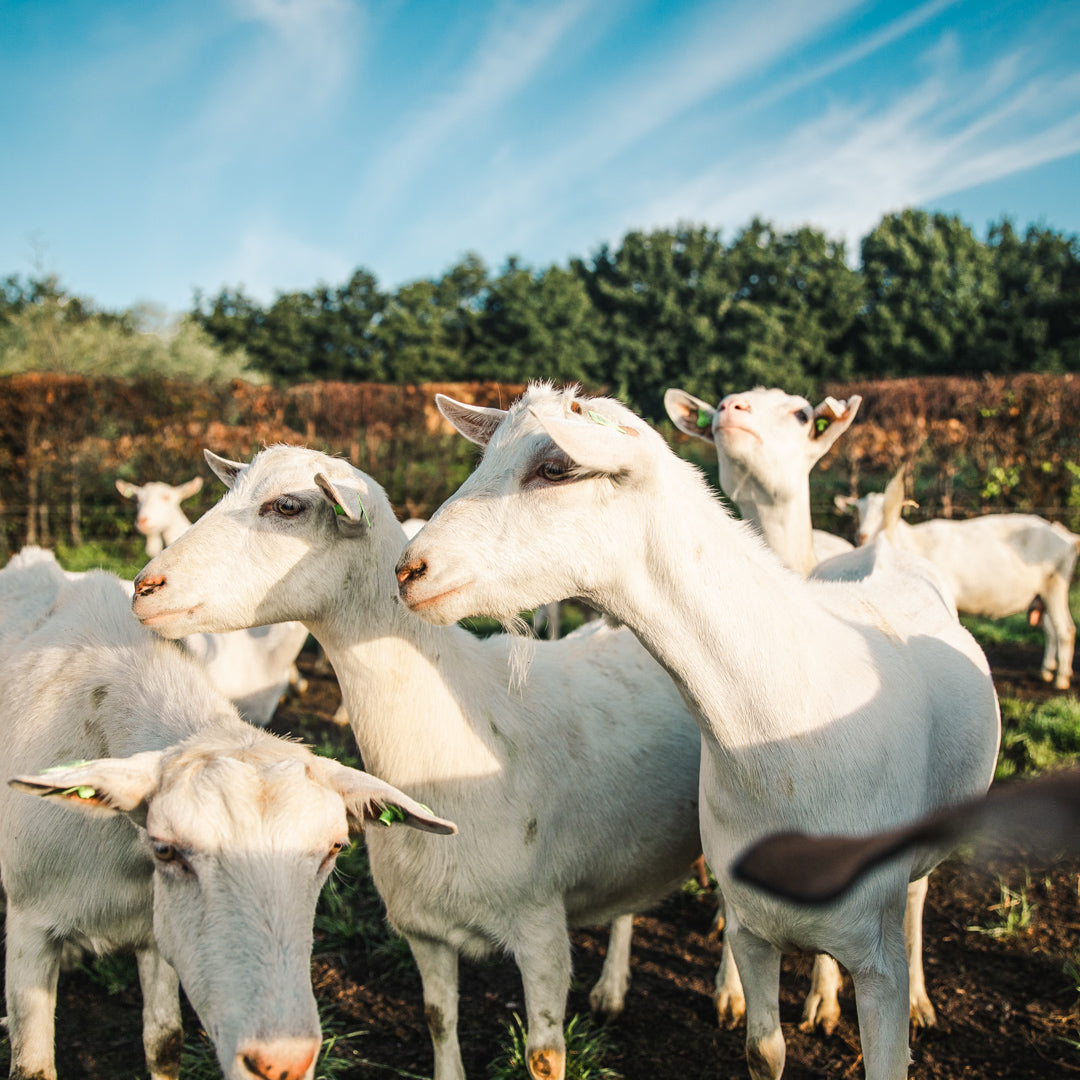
[910,996,937,1029]
[528,1047,564,1080]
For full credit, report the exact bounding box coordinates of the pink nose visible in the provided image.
[719,396,751,415]
[238,1036,319,1080]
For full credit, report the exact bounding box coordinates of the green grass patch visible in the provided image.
[54,540,147,580]
[995,696,1080,779]
[487,1012,621,1080]
[967,871,1034,940]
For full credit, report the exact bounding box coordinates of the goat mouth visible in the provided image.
[403,582,471,620]
[135,603,204,628]
[717,423,761,444]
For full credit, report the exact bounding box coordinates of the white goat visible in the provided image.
[395,383,1001,1080]
[116,476,204,557]
[665,386,858,576]
[735,768,1080,906]
[838,480,1080,690]
[666,385,938,1029]
[115,472,312,723]
[128,445,709,1080]
[0,553,453,1080]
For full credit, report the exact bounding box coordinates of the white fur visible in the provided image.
[0,552,452,1080]
[839,486,1080,689]
[396,383,1001,1080]
[665,386,856,576]
[130,445,705,1080]
[666,384,939,1029]
[116,473,311,724]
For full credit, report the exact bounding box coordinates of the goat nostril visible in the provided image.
[395,558,427,586]
[134,574,166,597]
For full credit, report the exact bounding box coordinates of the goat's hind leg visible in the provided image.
[5,905,63,1080]
[589,912,633,1017]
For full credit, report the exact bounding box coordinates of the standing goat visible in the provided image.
[395,383,1001,1080]
[0,552,453,1080]
[838,478,1080,689]
[116,477,204,557]
[116,472,311,723]
[665,386,857,576]
[666,386,938,1029]
[129,445,712,1080]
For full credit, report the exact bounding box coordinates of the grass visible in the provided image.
[487,1012,621,1080]
[995,695,1080,779]
[967,871,1035,940]
[54,539,148,580]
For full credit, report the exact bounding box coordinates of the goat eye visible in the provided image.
[271,495,304,517]
[794,409,811,425]
[321,839,349,870]
[537,460,572,483]
[152,841,177,862]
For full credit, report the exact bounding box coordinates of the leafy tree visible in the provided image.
[471,259,602,385]
[854,209,997,378]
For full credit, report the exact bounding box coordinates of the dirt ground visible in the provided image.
[35,639,1080,1078]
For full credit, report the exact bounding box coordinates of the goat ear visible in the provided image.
[437,394,507,447]
[533,408,648,476]
[204,450,246,489]
[10,750,163,825]
[176,476,204,502]
[312,757,457,836]
[115,479,139,500]
[314,472,372,535]
[664,388,716,442]
[809,395,861,463]
[834,494,857,513]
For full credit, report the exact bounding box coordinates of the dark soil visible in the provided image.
[35,641,1080,1078]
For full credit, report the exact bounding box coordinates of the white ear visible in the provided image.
[533,409,648,476]
[834,494,857,513]
[312,757,457,835]
[176,476,204,502]
[437,394,507,447]
[314,472,372,535]
[10,750,164,821]
[115,479,140,500]
[204,450,247,489]
[664,388,716,442]
[809,394,861,464]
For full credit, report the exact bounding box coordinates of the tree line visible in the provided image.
[4,208,1079,421]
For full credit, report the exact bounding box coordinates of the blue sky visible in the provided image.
[4,0,1079,317]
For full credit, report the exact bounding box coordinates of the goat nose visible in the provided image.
[721,396,751,413]
[396,556,428,588]
[134,573,167,597]
[238,1037,319,1080]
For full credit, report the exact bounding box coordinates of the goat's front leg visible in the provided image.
[5,905,63,1080]
[714,925,746,1028]
[513,907,572,1080]
[726,915,784,1080]
[136,946,183,1080]
[406,934,465,1080]
[589,912,633,1017]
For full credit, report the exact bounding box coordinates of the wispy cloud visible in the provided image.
[208,216,353,303]
[624,34,1080,256]
[351,0,593,223]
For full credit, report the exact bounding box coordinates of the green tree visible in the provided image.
[471,259,602,385]
[854,209,997,378]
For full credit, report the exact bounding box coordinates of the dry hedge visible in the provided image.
[2,372,1079,557]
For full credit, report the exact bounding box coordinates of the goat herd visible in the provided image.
[2,381,1078,1080]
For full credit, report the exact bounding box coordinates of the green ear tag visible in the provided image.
[815,417,829,434]
[587,410,636,436]
[379,804,408,826]
[333,504,345,516]
[60,785,97,799]
[357,496,372,528]
[696,409,711,429]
